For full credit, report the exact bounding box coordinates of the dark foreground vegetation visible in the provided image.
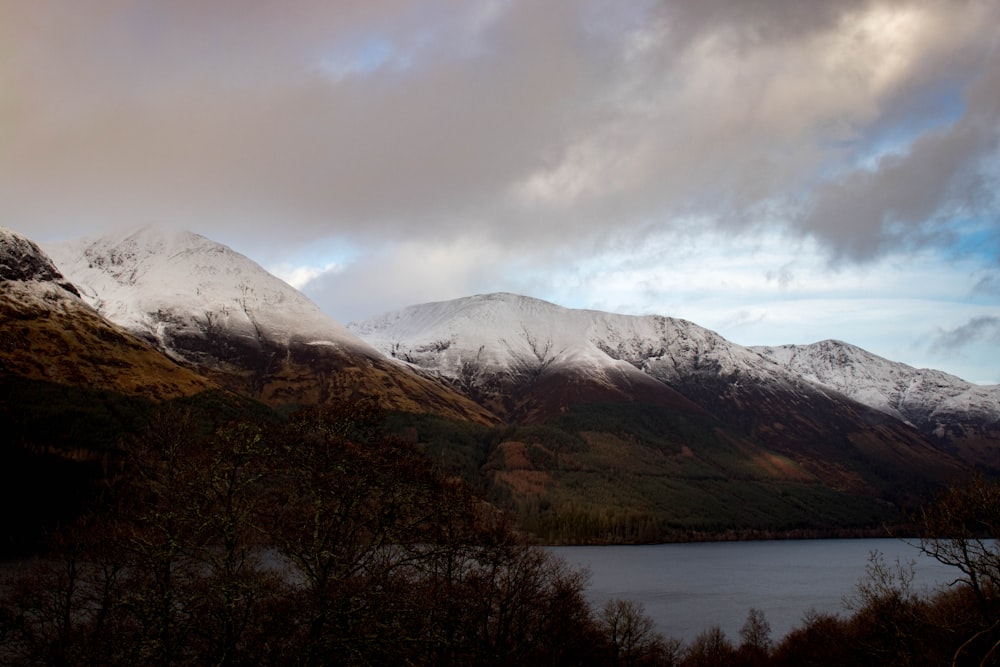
[1,394,998,665]
[0,398,592,665]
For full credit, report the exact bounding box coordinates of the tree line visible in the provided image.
[1,396,997,665]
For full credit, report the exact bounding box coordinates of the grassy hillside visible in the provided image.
[389,402,940,543]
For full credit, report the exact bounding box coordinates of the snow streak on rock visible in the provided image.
[0,227,80,295]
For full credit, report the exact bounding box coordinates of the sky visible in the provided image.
[2,0,999,384]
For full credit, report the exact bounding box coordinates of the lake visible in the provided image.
[549,538,959,644]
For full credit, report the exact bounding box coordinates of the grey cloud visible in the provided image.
[1,0,603,245]
[799,119,999,260]
[766,264,796,289]
[797,45,1000,261]
[973,274,1000,297]
[930,315,1000,353]
[2,0,999,267]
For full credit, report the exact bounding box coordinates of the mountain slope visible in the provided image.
[2,226,232,553]
[352,294,970,510]
[754,340,1000,466]
[352,293,731,422]
[45,228,497,424]
[351,293,982,540]
[1,227,213,400]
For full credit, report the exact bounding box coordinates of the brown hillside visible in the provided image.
[0,281,213,400]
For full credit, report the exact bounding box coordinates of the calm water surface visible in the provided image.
[549,538,958,643]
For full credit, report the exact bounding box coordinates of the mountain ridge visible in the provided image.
[754,339,1000,467]
[353,293,999,448]
[44,228,499,424]
[351,292,997,488]
[7,226,995,541]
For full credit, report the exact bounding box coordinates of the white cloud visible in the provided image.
[301,235,513,322]
[269,262,343,290]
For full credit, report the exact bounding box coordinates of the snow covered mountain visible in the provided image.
[0,227,212,399]
[9,226,995,539]
[354,292,776,381]
[352,293,986,478]
[46,227,365,360]
[352,292,718,419]
[350,292,855,418]
[45,228,496,423]
[755,340,1000,459]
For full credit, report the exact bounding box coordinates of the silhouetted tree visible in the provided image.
[736,607,772,666]
[916,473,1000,664]
[2,397,659,666]
[771,610,855,667]
[599,598,680,666]
[109,407,278,666]
[683,625,735,666]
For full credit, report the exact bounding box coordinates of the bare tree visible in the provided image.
[1,397,625,666]
[684,625,735,667]
[918,474,1000,613]
[916,474,1000,665]
[599,599,660,666]
[738,607,772,665]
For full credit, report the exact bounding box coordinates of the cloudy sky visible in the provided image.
[3,0,999,383]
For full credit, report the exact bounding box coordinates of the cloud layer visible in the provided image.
[3,0,999,381]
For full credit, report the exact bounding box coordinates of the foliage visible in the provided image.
[383,410,501,486]
[386,400,906,544]
[0,399,644,666]
[0,376,156,453]
[0,377,154,555]
[0,379,275,556]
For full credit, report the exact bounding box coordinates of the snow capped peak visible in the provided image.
[354,292,590,348]
[354,292,999,445]
[45,227,371,355]
[351,292,781,384]
[753,340,1000,430]
[64,227,233,285]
